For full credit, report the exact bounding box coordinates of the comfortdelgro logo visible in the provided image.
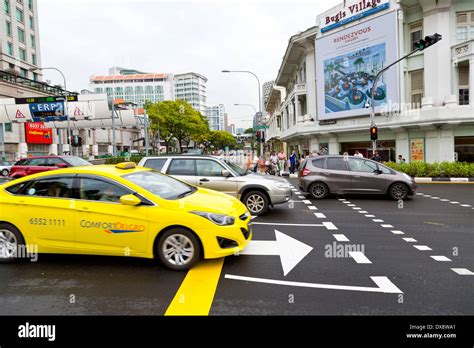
[80,220,145,234]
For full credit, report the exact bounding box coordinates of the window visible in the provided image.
[78,177,131,203]
[124,170,194,200]
[167,159,196,175]
[19,67,27,77]
[17,27,24,42]
[348,158,378,173]
[409,21,423,51]
[19,47,26,61]
[5,20,11,36]
[4,0,9,14]
[325,157,347,171]
[196,160,225,177]
[5,123,12,131]
[32,72,38,81]
[410,69,424,108]
[27,158,47,166]
[29,15,32,29]
[311,157,326,168]
[25,178,74,198]
[458,65,469,105]
[7,42,13,55]
[143,158,167,171]
[31,53,36,65]
[28,0,31,10]
[456,12,474,43]
[46,158,66,167]
[15,7,23,22]
[30,34,35,48]
[5,181,29,195]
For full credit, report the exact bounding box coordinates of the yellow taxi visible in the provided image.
[0,162,252,270]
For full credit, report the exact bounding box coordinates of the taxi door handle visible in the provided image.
[199,178,209,182]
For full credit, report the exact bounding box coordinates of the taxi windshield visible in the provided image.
[123,170,195,200]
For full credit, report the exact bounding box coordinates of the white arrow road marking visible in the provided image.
[349,251,372,264]
[451,268,474,275]
[239,230,313,276]
[224,275,403,294]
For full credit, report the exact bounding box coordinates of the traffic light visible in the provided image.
[370,127,378,141]
[414,33,442,51]
[70,135,82,147]
[256,131,261,142]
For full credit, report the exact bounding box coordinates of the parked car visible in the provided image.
[0,162,251,270]
[9,156,92,179]
[0,176,12,184]
[138,155,292,215]
[298,155,417,200]
[0,161,12,177]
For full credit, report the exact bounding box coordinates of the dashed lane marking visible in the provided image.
[451,268,474,275]
[333,234,349,242]
[298,196,305,199]
[358,211,368,214]
[352,207,361,210]
[390,230,405,235]
[372,219,384,222]
[413,245,432,251]
[431,256,452,262]
[322,222,338,230]
[250,222,337,231]
[381,224,394,228]
[403,238,417,242]
[347,204,356,207]
[349,251,372,264]
[165,258,224,316]
[314,213,326,219]
[308,206,318,210]
[303,200,312,204]
[365,214,375,218]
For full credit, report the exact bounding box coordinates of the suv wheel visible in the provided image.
[309,182,329,199]
[389,183,409,200]
[157,228,201,271]
[243,190,269,216]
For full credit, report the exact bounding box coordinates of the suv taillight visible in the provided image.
[301,168,311,177]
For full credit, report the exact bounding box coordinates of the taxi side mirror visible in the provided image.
[120,194,142,206]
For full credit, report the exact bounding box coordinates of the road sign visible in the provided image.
[29,101,67,122]
[15,109,26,119]
[255,125,269,129]
[15,95,78,104]
[73,107,84,116]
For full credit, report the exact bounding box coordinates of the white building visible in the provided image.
[266,0,474,163]
[90,67,174,108]
[174,72,207,115]
[206,104,225,131]
[0,0,41,81]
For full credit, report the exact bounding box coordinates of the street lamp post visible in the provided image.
[222,70,263,156]
[30,67,70,155]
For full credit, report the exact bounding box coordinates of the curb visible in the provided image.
[415,177,474,183]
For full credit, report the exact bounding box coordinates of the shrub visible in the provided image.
[104,155,144,165]
[384,161,474,177]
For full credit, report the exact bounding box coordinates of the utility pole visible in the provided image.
[111,95,116,157]
[143,110,149,156]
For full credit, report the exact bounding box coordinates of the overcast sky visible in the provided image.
[38,0,338,129]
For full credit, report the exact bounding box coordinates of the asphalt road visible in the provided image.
[0,183,472,315]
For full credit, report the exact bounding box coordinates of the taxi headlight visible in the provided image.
[191,211,235,226]
[274,182,290,189]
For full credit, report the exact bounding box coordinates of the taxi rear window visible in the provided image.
[5,181,30,195]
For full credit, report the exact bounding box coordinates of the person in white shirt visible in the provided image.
[354,150,364,158]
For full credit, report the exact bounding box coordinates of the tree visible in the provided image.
[209,130,237,150]
[244,128,254,134]
[146,100,210,153]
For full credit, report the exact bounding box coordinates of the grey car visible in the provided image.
[298,155,417,200]
[138,155,292,215]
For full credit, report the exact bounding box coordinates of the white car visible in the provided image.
[0,161,12,177]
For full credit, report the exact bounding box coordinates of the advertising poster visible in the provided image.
[410,138,425,162]
[315,11,399,120]
[25,122,53,145]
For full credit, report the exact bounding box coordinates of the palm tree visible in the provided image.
[353,57,365,72]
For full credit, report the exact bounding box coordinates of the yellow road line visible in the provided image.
[165,258,224,316]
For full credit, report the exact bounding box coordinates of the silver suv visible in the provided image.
[138,155,292,215]
[298,155,417,200]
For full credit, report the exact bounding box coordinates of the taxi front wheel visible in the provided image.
[0,223,25,263]
[157,228,201,271]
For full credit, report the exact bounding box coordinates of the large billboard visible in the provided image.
[315,11,399,120]
[25,122,53,145]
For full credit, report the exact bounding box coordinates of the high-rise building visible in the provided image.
[205,104,225,131]
[174,72,207,115]
[0,0,42,83]
[262,80,275,107]
[89,67,174,108]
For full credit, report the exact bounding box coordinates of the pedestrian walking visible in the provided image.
[354,150,364,158]
[277,150,286,176]
[289,150,297,174]
[252,153,259,172]
[371,151,381,162]
[397,155,406,163]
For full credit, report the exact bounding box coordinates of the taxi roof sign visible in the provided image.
[115,162,136,170]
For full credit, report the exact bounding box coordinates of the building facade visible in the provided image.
[1,0,41,81]
[205,104,225,131]
[90,67,174,108]
[174,72,207,115]
[266,0,474,163]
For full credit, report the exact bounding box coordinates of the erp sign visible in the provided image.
[29,102,67,122]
